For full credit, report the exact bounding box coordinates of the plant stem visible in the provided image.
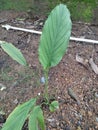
[44,69,49,103]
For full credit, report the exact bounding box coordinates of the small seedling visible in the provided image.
[0,4,72,130]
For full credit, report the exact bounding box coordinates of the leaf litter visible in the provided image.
[76,54,98,75]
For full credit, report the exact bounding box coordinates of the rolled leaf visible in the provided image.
[1,42,27,66]
[1,98,36,130]
[39,4,72,69]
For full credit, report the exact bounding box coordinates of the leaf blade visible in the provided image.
[39,4,72,69]
[1,42,27,66]
[49,101,59,112]
[1,98,36,130]
[29,106,45,130]
[29,109,38,130]
[37,107,45,130]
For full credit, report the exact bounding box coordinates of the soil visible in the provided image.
[0,10,98,130]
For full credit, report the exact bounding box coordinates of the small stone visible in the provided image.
[77,121,81,126]
[13,99,18,104]
[38,93,40,96]
[96,117,98,122]
[95,92,98,98]
[58,96,60,99]
[39,22,43,26]
[40,77,45,83]
[47,118,55,122]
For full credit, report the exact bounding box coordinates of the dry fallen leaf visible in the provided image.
[68,88,80,105]
[89,58,98,74]
[76,54,88,68]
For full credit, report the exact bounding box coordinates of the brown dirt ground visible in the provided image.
[0,11,98,130]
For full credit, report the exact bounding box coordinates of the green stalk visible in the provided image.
[44,69,49,103]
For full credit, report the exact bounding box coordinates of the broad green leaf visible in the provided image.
[37,106,45,130]
[1,98,36,130]
[1,42,27,66]
[39,4,72,69]
[49,101,59,112]
[29,106,45,130]
[29,109,38,130]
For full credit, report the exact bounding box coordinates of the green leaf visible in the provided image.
[29,109,38,130]
[1,98,36,130]
[49,101,59,112]
[29,106,45,130]
[37,106,45,130]
[39,4,72,69]
[0,42,27,66]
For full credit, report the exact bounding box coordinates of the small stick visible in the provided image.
[2,24,98,44]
